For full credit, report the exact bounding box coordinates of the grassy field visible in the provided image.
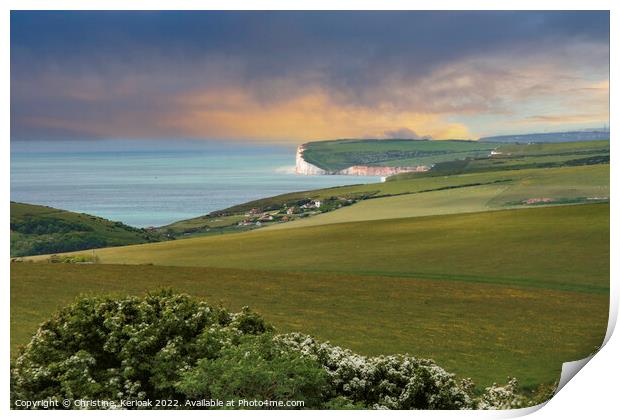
[28,204,609,294]
[266,165,609,230]
[10,202,163,257]
[11,263,608,390]
[301,139,499,171]
[487,165,608,206]
[495,140,609,156]
[160,214,247,235]
[265,183,514,229]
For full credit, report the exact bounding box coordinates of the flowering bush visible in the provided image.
[275,333,473,409]
[11,291,550,410]
[477,378,525,409]
[11,290,271,405]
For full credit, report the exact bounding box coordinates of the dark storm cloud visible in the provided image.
[10,11,609,141]
[11,11,608,78]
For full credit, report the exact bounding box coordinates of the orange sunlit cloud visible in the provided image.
[163,89,472,142]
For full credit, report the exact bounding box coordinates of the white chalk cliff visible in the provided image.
[295,145,328,175]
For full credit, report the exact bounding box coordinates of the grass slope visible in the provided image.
[11,263,607,389]
[33,204,609,294]
[266,164,609,230]
[266,184,511,229]
[10,202,162,257]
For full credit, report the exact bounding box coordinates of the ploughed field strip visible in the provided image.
[11,263,608,390]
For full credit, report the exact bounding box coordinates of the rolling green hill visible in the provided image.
[266,164,609,230]
[10,202,164,257]
[28,204,609,294]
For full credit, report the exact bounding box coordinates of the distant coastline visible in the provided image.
[295,144,429,176]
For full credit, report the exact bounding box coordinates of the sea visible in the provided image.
[10,140,380,227]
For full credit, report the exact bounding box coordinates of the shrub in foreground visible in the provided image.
[274,333,473,409]
[11,291,550,410]
[178,334,329,407]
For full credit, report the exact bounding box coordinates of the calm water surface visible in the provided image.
[11,144,379,227]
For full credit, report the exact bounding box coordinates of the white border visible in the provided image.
[2,1,616,419]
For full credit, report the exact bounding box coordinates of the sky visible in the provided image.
[10,11,610,144]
